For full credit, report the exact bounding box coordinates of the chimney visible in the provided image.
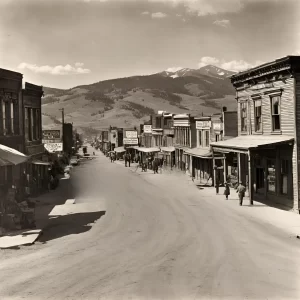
[222,106,227,112]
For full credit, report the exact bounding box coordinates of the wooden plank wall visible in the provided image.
[294,75,300,212]
[237,78,295,136]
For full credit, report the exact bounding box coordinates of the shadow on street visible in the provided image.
[38,211,106,243]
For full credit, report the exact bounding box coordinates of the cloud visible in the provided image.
[151,12,167,18]
[141,11,150,15]
[213,19,230,27]
[166,67,183,72]
[198,56,264,72]
[148,0,244,16]
[198,56,220,68]
[18,62,91,75]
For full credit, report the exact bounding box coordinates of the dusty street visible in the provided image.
[1,148,300,300]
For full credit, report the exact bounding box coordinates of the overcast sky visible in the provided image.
[0,0,299,89]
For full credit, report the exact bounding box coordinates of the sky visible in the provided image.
[0,0,299,89]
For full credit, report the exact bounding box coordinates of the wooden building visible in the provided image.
[0,68,24,192]
[23,82,49,196]
[211,55,300,212]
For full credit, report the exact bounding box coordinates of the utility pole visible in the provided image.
[59,108,64,153]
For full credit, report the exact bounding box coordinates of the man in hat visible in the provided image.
[236,182,246,206]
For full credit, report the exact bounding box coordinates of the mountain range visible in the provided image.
[42,65,237,136]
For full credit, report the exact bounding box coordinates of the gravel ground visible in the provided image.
[0,147,300,300]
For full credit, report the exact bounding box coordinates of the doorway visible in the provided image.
[255,167,265,193]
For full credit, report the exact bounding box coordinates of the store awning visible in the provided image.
[31,159,51,166]
[184,148,212,158]
[160,146,175,152]
[0,144,29,166]
[211,135,294,153]
[114,147,126,153]
[137,147,161,153]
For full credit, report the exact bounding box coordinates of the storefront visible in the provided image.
[211,135,294,208]
[160,146,175,168]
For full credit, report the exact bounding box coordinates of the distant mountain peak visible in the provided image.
[159,64,235,80]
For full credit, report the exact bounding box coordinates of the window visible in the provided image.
[198,130,202,147]
[5,101,10,135]
[240,102,247,132]
[204,130,210,147]
[10,102,14,134]
[28,108,32,141]
[215,134,220,142]
[254,100,262,132]
[271,96,281,131]
[36,109,41,139]
[2,101,5,135]
[32,109,37,140]
[164,118,168,126]
[267,159,276,193]
[280,159,290,195]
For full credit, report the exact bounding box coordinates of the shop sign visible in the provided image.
[123,138,138,145]
[44,143,63,153]
[143,125,152,133]
[125,131,137,138]
[43,130,61,140]
[196,121,211,129]
[213,123,223,131]
[249,83,274,90]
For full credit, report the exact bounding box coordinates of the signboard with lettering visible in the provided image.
[43,130,61,140]
[125,131,137,138]
[143,125,152,133]
[249,83,274,90]
[44,143,63,153]
[123,138,138,145]
[213,123,223,131]
[196,121,211,130]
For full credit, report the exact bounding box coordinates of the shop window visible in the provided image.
[240,102,247,132]
[280,159,290,195]
[254,100,262,132]
[267,159,276,193]
[271,96,281,131]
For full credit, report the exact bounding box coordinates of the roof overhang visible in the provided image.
[211,135,294,154]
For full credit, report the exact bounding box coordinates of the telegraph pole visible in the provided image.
[59,108,65,152]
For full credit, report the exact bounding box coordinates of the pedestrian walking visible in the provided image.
[215,180,219,195]
[236,182,246,206]
[224,182,230,200]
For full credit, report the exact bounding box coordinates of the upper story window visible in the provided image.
[240,102,247,132]
[0,93,19,136]
[254,99,262,132]
[271,96,281,131]
[198,130,210,147]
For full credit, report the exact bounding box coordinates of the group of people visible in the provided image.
[216,180,246,206]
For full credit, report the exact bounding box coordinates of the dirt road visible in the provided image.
[0,149,300,300]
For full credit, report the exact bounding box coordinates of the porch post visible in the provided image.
[212,148,216,187]
[223,154,227,183]
[237,152,241,184]
[248,150,253,205]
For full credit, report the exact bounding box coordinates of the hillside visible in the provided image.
[42,65,237,135]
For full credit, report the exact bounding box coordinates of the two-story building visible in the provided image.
[173,114,196,171]
[23,82,49,196]
[0,68,25,192]
[211,56,300,212]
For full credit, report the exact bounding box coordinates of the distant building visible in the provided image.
[211,55,300,212]
[23,82,49,196]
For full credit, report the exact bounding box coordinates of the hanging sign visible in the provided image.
[143,125,152,133]
[44,143,63,153]
[123,138,138,145]
[196,121,211,129]
[125,131,137,138]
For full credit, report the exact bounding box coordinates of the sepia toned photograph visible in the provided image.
[0,0,300,299]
